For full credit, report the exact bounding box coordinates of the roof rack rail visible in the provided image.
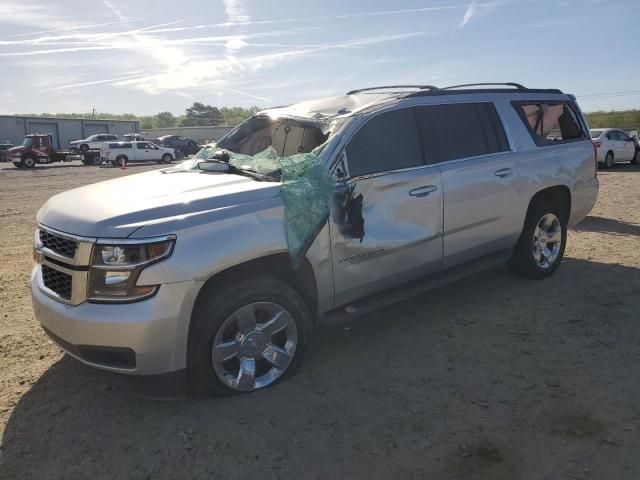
[442,82,526,90]
[346,85,439,95]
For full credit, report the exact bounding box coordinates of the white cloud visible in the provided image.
[459,0,478,27]
[222,0,250,24]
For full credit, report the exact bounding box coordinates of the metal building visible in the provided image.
[0,115,139,149]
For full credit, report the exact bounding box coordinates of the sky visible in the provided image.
[0,0,639,116]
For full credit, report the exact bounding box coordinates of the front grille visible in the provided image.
[39,229,78,258]
[42,265,72,300]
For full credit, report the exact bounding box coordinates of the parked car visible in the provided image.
[69,134,118,153]
[590,128,638,168]
[122,133,145,142]
[100,141,175,165]
[157,135,200,156]
[31,83,598,396]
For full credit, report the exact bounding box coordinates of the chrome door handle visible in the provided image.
[409,185,438,197]
[495,168,513,178]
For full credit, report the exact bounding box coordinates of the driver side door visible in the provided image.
[329,107,444,307]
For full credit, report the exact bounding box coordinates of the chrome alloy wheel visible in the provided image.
[212,302,297,391]
[532,213,562,269]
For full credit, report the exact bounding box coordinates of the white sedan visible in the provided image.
[591,128,638,168]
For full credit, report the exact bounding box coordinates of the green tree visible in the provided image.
[220,106,260,126]
[181,102,222,126]
[139,116,154,129]
[154,111,176,128]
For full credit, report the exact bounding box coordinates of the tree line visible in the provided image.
[585,110,640,129]
[22,105,640,130]
[26,103,261,129]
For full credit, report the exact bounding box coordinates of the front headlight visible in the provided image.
[87,236,175,303]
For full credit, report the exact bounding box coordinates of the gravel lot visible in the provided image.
[0,160,639,480]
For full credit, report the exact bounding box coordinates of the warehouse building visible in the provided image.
[0,115,139,150]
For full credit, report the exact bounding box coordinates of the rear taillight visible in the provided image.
[592,141,599,177]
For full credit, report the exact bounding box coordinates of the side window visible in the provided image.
[512,101,586,146]
[346,108,423,177]
[416,102,509,164]
[136,143,147,149]
[619,131,630,141]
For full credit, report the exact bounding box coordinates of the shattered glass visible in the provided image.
[195,145,334,266]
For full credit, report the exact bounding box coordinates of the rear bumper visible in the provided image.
[569,177,599,226]
[31,265,199,375]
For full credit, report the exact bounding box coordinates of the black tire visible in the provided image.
[22,156,36,168]
[79,144,89,154]
[604,151,614,169]
[631,151,639,165]
[161,153,173,164]
[187,274,312,397]
[508,199,567,279]
[116,155,127,167]
[13,162,23,168]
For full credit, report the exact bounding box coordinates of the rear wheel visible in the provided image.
[188,275,312,396]
[116,155,127,167]
[22,156,36,168]
[508,200,567,279]
[604,151,614,169]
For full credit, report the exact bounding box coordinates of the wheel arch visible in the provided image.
[191,253,319,325]
[526,185,571,224]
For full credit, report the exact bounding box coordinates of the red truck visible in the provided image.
[9,133,101,168]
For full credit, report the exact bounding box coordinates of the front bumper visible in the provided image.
[31,265,199,375]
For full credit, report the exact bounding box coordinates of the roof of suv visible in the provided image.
[259,82,567,122]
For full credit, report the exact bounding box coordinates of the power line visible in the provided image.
[576,89,640,99]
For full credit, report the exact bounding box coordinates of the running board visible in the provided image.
[322,249,512,325]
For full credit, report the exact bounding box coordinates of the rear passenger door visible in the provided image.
[330,107,444,306]
[618,131,635,161]
[417,102,519,267]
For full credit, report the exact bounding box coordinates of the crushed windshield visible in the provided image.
[22,137,33,147]
[187,114,346,265]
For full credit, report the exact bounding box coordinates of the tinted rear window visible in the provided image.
[512,101,586,146]
[416,102,510,163]
[108,143,131,149]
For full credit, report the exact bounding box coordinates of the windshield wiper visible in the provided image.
[197,157,278,182]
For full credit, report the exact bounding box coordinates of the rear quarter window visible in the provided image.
[512,101,586,146]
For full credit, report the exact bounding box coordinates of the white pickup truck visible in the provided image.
[100,141,175,165]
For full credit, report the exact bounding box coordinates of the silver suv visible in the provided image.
[31,83,598,395]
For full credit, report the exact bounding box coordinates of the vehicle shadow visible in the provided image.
[599,163,640,173]
[2,258,639,479]
[574,215,640,237]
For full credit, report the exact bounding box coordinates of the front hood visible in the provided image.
[37,169,281,238]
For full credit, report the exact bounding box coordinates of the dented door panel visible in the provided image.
[330,166,444,308]
[439,153,520,268]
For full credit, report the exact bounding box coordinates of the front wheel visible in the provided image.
[22,156,36,168]
[631,151,639,165]
[187,275,311,396]
[161,153,173,164]
[508,201,567,279]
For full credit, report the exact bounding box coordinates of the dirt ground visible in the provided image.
[0,159,639,480]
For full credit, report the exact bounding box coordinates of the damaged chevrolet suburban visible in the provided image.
[31,83,598,395]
